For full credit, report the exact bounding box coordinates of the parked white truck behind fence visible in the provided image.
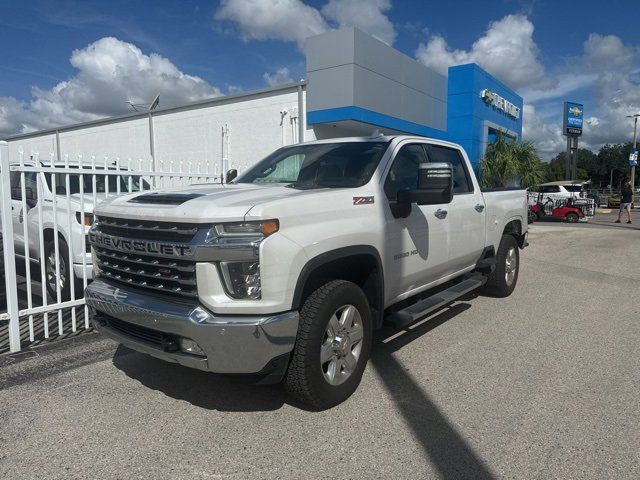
[86,135,528,408]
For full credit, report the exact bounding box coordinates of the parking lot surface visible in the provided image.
[1,219,639,479]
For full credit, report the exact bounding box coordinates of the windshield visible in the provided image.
[563,185,584,192]
[237,141,389,189]
[45,168,149,195]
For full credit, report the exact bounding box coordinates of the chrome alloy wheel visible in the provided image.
[505,246,517,287]
[46,250,67,294]
[320,304,364,386]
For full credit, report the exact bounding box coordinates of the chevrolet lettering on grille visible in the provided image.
[88,231,194,257]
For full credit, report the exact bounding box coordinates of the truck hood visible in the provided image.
[65,193,107,212]
[93,183,310,222]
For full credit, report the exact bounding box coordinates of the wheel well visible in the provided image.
[503,219,526,248]
[293,250,384,329]
[43,229,67,247]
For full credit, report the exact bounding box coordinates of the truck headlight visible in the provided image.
[219,261,261,300]
[205,219,279,243]
[76,212,94,226]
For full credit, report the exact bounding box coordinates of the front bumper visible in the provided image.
[85,279,299,376]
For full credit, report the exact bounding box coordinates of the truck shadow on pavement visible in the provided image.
[111,346,288,412]
[112,294,495,478]
[371,300,495,480]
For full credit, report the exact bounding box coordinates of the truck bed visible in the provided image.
[482,189,528,251]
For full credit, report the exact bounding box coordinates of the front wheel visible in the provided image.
[44,237,78,301]
[480,234,520,298]
[284,280,372,409]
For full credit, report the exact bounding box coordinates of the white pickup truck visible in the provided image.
[86,135,528,408]
[2,160,148,301]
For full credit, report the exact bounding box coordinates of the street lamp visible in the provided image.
[627,113,639,204]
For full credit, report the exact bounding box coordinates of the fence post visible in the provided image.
[0,141,21,352]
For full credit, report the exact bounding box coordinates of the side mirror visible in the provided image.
[397,162,453,206]
[24,187,37,208]
[226,169,238,183]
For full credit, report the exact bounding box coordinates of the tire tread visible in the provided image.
[284,279,356,408]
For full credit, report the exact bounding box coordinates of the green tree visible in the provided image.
[547,148,597,183]
[480,134,546,188]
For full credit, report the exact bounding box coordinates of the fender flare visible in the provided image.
[291,245,385,328]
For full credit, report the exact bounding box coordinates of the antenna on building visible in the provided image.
[126,93,160,112]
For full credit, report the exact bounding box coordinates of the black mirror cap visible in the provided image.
[226,169,238,183]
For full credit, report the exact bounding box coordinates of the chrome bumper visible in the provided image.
[85,279,299,375]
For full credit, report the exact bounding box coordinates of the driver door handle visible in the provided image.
[434,209,448,219]
[475,204,485,212]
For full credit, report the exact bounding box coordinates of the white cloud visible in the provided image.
[215,0,396,48]
[215,0,329,48]
[522,103,564,158]
[263,67,294,86]
[524,33,640,156]
[322,0,396,45]
[415,14,546,90]
[520,73,597,104]
[0,37,221,137]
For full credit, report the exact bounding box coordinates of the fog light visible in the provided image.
[219,261,261,299]
[178,338,205,356]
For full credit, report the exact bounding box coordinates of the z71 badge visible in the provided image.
[353,196,374,205]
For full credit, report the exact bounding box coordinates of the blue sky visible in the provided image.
[1,0,639,157]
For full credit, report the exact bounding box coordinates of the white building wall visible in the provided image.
[5,84,316,177]
[60,118,150,162]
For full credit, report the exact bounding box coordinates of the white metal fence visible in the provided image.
[0,141,219,353]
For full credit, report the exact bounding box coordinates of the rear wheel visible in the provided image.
[284,280,372,409]
[566,212,579,223]
[480,234,519,298]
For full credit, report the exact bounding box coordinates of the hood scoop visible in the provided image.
[128,192,204,205]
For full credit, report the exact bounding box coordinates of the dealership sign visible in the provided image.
[563,101,584,136]
[480,89,520,119]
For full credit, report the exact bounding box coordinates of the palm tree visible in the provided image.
[480,134,545,188]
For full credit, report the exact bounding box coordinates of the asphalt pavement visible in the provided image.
[1,219,639,479]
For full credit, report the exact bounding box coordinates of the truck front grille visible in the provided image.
[96,216,199,242]
[94,247,197,297]
[92,216,200,298]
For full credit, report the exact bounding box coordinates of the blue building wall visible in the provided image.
[446,64,523,174]
[306,61,523,175]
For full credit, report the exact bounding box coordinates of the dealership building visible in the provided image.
[4,27,523,177]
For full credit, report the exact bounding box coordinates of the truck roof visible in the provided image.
[301,134,464,151]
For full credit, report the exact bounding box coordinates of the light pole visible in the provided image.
[127,94,160,174]
[627,114,639,205]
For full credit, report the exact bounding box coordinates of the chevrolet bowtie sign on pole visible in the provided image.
[563,102,584,180]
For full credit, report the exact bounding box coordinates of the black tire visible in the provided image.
[535,211,544,221]
[565,212,579,223]
[284,280,372,409]
[44,237,77,301]
[480,234,519,298]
